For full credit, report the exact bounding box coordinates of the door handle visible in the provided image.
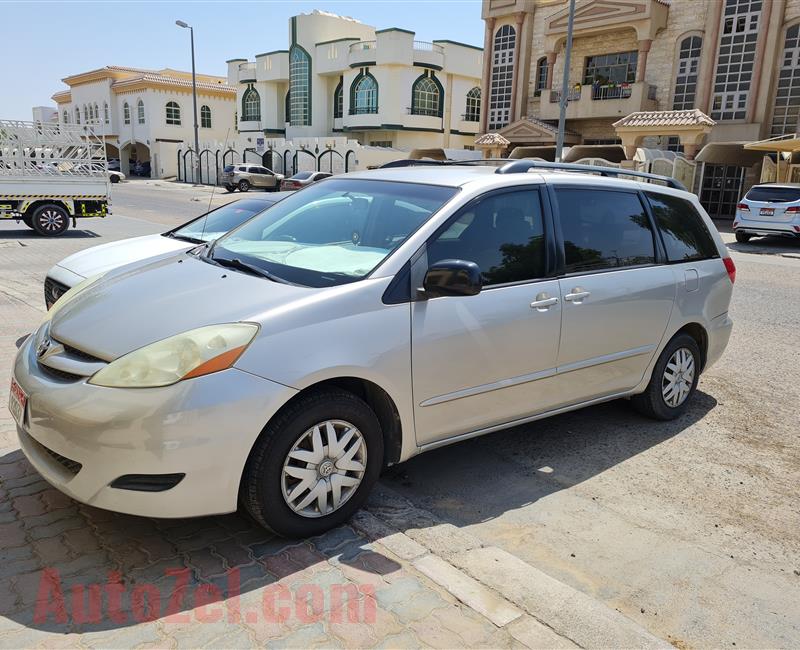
[530,293,559,311]
[564,288,590,303]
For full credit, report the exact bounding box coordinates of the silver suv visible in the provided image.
[221,163,284,193]
[734,183,800,242]
[11,161,734,537]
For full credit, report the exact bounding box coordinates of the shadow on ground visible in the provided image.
[0,230,100,240]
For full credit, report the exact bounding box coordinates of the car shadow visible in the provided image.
[726,235,800,256]
[0,448,400,636]
[0,230,101,240]
[379,391,717,530]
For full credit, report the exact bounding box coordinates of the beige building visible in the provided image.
[479,0,800,218]
[51,66,236,178]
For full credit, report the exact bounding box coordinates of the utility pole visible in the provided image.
[555,0,576,163]
[176,20,200,184]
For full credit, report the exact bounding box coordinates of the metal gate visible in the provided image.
[699,164,745,220]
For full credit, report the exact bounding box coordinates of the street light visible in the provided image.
[555,0,576,163]
[176,20,200,184]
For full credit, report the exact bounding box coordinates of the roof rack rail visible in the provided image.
[494,159,687,190]
[378,158,508,169]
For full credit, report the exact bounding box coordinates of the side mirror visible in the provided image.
[422,259,482,298]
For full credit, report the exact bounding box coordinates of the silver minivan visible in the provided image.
[10,162,734,537]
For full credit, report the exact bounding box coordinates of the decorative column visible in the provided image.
[636,39,652,83]
[509,12,525,123]
[480,17,496,134]
[545,51,557,90]
[696,0,724,113]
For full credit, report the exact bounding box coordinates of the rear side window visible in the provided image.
[745,186,800,203]
[554,189,655,273]
[223,165,234,173]
[645,192,718,262]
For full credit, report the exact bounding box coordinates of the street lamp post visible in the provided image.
[176,20,200,184]
[555,0,576,163]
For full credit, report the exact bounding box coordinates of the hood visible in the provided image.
[55,234,191,279]
[49,255,313,360]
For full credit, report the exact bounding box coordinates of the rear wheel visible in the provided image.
[30,204,69,237]
[224,184,235,193]
[241,389,383,537]
[631,333,701,421]
[735,231,752,243]
[238,180,250,192]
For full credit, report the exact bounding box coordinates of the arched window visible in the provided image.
[534,57,548,96]
[83,104,89,122]
[284,91,290,123]
[350,71,378,114]
[93,103,99,123]
[488,24,516,130]
[289,45,311,126]
[672,36,702,110]
[137,99,145,124]
[123,102,130,125]
[465,87,481,121]
[242,87,261,121]
[103,102,109,124]
[75,106,81,124]
[771,23,800,137]
[165,101,181,125]
[63,110,69,124]
[412,74,442,117]
[333,78,343,119]
[201,105,212,128]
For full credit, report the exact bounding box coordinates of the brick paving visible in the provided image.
[0,206,570,648]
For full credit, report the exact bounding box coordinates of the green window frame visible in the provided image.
[334,77,343,119]
[242,86,261,122]
[465,86,481,121]
[350,70,378,115]
[165,101,181,126]
[411,71,443,117]
[201,105,212,128]
[289,45,311,126]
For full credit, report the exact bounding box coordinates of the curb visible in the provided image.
[361,484,671,649]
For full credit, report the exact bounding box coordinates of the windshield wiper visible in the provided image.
[212,256,289,284]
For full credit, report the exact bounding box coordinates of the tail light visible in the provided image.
[723,257,736,284]
[785,206,800,214]
[736,203,750,212]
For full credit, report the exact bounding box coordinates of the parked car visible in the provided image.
[221,164,284,193]
[43,193,293,308]
[107,159,121,171]
[11,162,734,537]
[734,183,800,242]
[280,171,332,191]
[131,161,151,177]
[108,170,124,184]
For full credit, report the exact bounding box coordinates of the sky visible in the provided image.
[0,0,484,120]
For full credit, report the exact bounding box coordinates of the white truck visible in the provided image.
[0,119,110,236]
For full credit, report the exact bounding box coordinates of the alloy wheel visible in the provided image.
[39,209,65,231]
[281,419,367,518]
[661,347,695,408]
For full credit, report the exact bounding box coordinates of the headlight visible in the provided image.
[88,323,259,388]
[44,273,105,322]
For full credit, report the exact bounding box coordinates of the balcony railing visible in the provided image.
[591,83,633,100]
[550,86,582,103]
[349,106,378,115]
[407,106,440,117]
[413,40,444,54]
[349,41,377,53]
[461,113,480,122]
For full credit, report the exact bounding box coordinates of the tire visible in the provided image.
[241,388,383,537]
[238,179,250,192]
[224,185,235,193]
[30,204,69,237]
[631,333,701,421]
[110,175,120,184]
[735,231,752,243]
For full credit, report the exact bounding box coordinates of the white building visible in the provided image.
[51,66,236,178]
[226,11,483,151]
[31,106,58,124]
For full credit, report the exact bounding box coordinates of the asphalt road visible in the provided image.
[1,180,798,647]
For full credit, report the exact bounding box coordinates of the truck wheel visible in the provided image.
[238,180,250,192]
[30,204,69,236]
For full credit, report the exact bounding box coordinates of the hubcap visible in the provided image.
[281,420,367,518]
[40,210,64,231]
[662,347,695,408]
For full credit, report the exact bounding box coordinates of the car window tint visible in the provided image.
[645,192,718,262]
[555,189,655,273]
[744,186,800,202]
[427,190,546,285]
[291,171,313,180]
[175,199,272,241]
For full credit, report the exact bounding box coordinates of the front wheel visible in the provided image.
[631,333,701,420]
[241,389,383,537]
[30,204,69,236]
[238,180,250,192]
[735,231,752,243]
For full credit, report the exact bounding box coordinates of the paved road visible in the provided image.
[0,180,798,647]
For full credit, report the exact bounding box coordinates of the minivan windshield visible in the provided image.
[168,199,275,243]
[210,178,457,287]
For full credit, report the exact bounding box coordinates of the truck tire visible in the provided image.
[30,204,69,237]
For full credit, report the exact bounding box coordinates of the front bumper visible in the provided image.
[12,336,297,518]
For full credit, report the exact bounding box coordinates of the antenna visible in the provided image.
[200,127,231,242]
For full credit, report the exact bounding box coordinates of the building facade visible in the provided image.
[480,0,800,218]
[31,106,58,124]
[226,10,483,151]
[51,66,236,178]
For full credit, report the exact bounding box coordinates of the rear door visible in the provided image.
[551,186,675,404]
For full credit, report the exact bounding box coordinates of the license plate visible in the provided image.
[760,207,774,216]
[8,377,27,428]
